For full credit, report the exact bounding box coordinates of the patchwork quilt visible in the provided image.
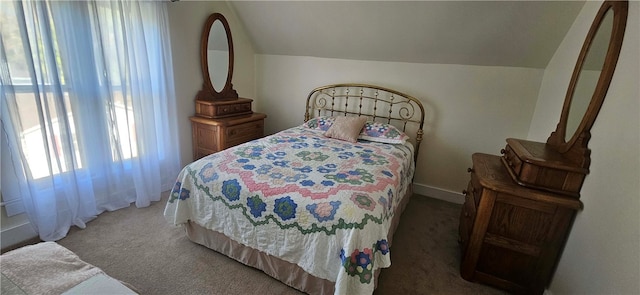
[164,126,414,294]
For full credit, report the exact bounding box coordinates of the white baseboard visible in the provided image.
[1,222,38,250]
[413,183,465,204]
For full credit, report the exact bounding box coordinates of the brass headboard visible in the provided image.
[305,83,425,161]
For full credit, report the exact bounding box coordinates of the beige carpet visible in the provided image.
[51,193,505,295]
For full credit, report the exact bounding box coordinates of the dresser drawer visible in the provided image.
[195,98,254,119]
[469,172,483,208]
[193,123,219,151]
[458,210,470,254]
[218,102,252,117]
[462,182,477,224]
[224,120,264,148]
[459,183,477,256]
[501,145,523,175]
[500,139,587,197]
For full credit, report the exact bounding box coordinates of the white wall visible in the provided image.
[167,1,256,167]
[529,1,639,293]
[256,55,544,198]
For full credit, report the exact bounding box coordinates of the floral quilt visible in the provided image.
[164,126,414,294]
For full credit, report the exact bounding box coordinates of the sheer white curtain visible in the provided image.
[0,0,181,241]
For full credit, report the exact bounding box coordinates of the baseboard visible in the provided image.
[413,183,465,204]
[1,221,38,251]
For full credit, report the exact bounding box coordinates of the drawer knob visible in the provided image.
[500,148,506,154]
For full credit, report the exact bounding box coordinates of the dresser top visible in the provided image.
[506,138,588,173]
[472,153,583,210]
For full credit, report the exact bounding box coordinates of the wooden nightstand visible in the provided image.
[190,112,266,161]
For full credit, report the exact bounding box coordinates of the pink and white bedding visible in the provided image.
[164,125,415,294]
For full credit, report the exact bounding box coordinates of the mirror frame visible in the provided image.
[548,0,628,161]
[197,13,238,101]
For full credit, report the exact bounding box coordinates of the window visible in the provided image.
[0,0,180,239]
[1,1,142,179]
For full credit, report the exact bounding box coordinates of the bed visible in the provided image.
[164,84,425,294]
[1,242,137,295]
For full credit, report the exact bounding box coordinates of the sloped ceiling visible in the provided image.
[229,1,585,69]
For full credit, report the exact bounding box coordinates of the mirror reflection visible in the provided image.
[565,9,613,141]
[207,19,229,92]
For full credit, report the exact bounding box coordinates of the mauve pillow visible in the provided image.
[324,116,367,143]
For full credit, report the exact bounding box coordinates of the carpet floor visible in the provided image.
[53,193,506,294]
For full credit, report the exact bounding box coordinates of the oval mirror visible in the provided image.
[198,13,238,100]
[208,20,229,92]
[550,0,627,153]
[564,9,613,141]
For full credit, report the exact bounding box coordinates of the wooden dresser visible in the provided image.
[458,1,628,294]
[190,112,265,161]
[190,100,268,163]
[459,153,582,294]
[192,12,273,161]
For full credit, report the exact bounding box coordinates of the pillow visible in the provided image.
[304,116,410,144]
[358,121,409,144]
[303,116,335,131]
[324,116,367,143]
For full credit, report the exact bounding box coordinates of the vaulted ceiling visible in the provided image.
[229,1,586,69]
